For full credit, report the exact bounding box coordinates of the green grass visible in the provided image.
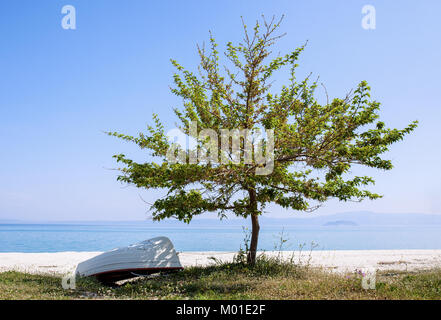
[1,256,441,300]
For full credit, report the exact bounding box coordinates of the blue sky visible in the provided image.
[1,0,440,221]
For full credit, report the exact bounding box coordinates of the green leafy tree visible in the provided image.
[108,16,417,264]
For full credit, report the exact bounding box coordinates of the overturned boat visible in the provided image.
[75,236,183,282]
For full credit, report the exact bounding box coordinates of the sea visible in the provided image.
[1,221,441,252]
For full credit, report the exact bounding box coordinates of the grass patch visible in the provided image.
[1,255,441,300]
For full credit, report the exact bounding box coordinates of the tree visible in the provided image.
[107,16,417,264]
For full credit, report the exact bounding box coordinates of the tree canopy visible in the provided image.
[108,16,417,263]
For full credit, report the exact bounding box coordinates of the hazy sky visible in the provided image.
[1,0,440,221]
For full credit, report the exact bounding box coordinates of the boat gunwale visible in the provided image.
[88,266,184,277]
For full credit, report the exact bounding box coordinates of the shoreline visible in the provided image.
[1,249,441,275]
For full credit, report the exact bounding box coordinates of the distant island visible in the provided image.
[323,220,358,226]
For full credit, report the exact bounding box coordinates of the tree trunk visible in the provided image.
[247,188,259,265]
[247,213,260,265]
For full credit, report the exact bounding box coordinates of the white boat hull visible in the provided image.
[75,236,183,282]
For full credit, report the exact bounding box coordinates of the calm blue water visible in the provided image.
[0,223,440,252]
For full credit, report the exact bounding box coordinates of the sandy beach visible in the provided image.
[1,250,440,275]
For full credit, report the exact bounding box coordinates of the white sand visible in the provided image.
[1,250,441,275]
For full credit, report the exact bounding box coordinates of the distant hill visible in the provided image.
[323,220,358,226]
[0,219,22,224]
[257,212,441,226]
[2,211,441,226]
[157,211,441,226]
